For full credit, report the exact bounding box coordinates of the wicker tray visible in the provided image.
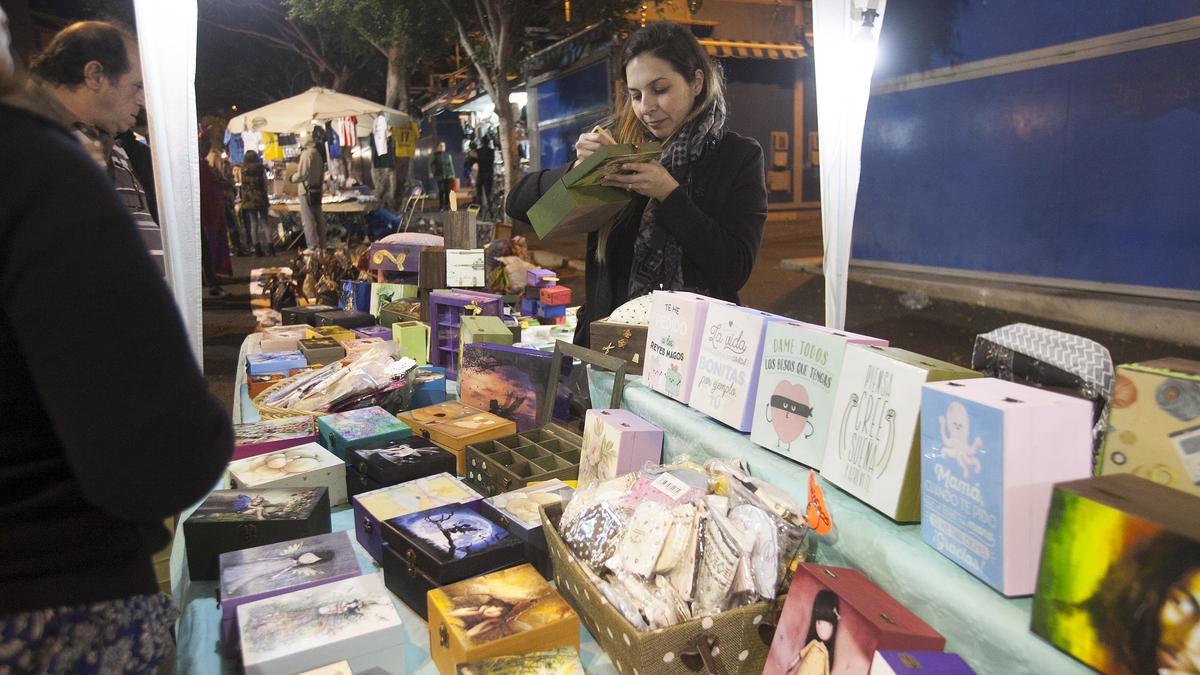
[251,375,330,420]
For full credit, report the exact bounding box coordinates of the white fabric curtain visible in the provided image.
[133,0,203,363]
[812,0,887,329]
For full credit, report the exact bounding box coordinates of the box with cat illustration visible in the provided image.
[218,531,361,648]
[688,305,788,431]
[1100,358,1200,498]
[749,321,887,470]
[233,416,318,461]
[237,572,405,675]
[578,409,663,488]
[316,405,411,460]
[183,487,331,581]
[352,473,484,563]
[642,291,734,405]
[381,502,524,619]
[821,345,982,522]
[227,442,348,507]
[281,304,336,327]
[763,563,945,675]
[480,480,574,578]
[921,378,1093,595]
[428,563,579,675]
[1030,474,1200,675]
[348,436,456,488]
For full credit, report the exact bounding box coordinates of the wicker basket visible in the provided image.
[250,376,330,420]
[540,504,775,674]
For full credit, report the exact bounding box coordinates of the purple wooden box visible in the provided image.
[428,289,503,380]
[368,242,422,273]
[579,408,664,487]
[352,325,394,341]
[217,531,361,647]
[872,650,977,674]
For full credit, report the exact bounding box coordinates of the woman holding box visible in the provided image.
[506,21,768,345]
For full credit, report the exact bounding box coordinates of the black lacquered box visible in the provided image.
[281,304,336,326]
[182,486,331,581]
[315,309,376,329]
[349,436,457,488]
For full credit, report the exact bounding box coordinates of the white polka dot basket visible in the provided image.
[540,503,776,673]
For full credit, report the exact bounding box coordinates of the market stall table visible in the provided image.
[170,334,620,674]
[586,371,1093,675]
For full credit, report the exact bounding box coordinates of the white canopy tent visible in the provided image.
[226,86,409,135]
[813,0,887,329]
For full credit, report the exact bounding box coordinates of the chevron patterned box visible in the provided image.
[921,378,1093,595]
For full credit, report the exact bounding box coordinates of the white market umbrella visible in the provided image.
[227,86,408,136]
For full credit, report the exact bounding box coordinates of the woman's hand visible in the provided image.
[600,162,679,201]
[573,127,617,167]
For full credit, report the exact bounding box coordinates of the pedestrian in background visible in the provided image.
[431,140,455,211]
[290,124,327,252]
[240,149,272,256]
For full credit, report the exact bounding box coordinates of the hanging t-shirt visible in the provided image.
[241,130,262,156]
[326,122,341,159]
[335,117,357,148]
[370,131,395,169]
[261,132,283,161]
[226,134,245,164]
[372,115,389,156]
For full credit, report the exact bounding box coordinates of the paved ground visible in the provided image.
[203,211,1200,414]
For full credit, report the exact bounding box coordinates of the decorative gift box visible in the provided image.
[454,647,583,674]
[971,323,1114,456]
[238,572,404,675]
[352,324,393,341]
[342,337,386,361]
[822,345,982,522]
[539,285,571,306]
[688,305,787,431]
[298,337,345,366]
[921,378,1093,595]
[379,299,422,328]
[348,435,456,487]
[764,563,945,675]
[282,304,336,326]
[183,487,331,581]
[429,289,504,379]
[369,283,418,318]
[316,309,376,330]
[642,291,733,405]
[1032,473,1200,672]
[260,325,313,353]
[316,405,411,460]
[233,416,319,461]
[338,280,372,313]
[411,365,448,408]
[526,268,559,287]
[525,142,662,240]
[1031,474,1200,674]
[227,442,349,507]
[403,403,518,475]
[578,409,663,487]
[369,241,423,273]
[588,320,648,376]
[381,502,524,619]
[539,303,567,320]
[345,461,384,498]
[218,530,361,647]
[313,325,355,342]
[749,320,887,470]
[392,320,431,365]
[352,473,483,563]
[428,563,579,675]
[457,344,567,432]
[872,650,977,674]
[247,350,306,377]
[1100,358,1200,497]
[480,479,574,578]
[248,373,286,399]
[446,248,486,287]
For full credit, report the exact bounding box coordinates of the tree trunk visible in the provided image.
[493,74,519,224]
[383,41,412,211]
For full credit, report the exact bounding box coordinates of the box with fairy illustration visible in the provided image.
[462,342,624,498]
[352,472,484,564]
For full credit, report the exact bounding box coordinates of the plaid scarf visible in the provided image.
[627,97,727,300]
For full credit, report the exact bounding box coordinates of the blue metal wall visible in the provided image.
[852,1,1200,291]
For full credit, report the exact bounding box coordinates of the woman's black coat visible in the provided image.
[506,131,767,345]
